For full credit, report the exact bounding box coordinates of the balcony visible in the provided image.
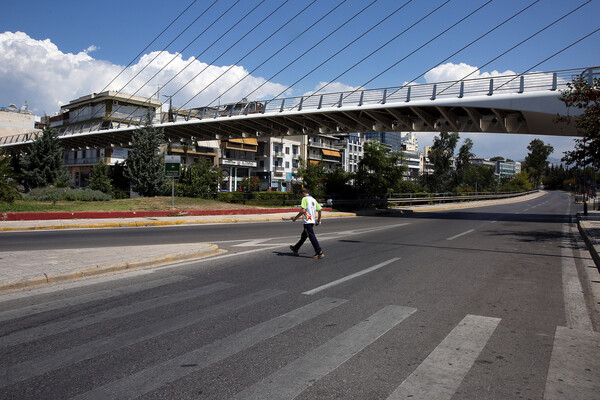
[63,156,106,166]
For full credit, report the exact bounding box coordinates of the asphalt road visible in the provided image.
[1,191,598,399]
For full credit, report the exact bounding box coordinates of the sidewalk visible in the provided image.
[1,197,599,293]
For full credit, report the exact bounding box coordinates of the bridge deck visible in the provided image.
[2,67,595,150]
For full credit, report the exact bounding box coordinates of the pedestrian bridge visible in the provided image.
[1,67,596,150]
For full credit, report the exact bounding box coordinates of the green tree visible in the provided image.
[88,160,113,197]
[176,159,222,198]
[355,141,408,198]
[125,118,168,197]
[523,139,554,185]
[0,149,20,202]
[462,165,496,192]
[19,126,68,190]
[324,167,354,199]
[297,158,326,198]
[502,170,533,192]
[425,132,459,192]
[557,73,600,169]
[456,138,474,185]
[240,176,260,192]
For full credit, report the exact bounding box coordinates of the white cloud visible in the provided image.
[424,62,517,82]
[302,81,361,97]
[0,31,287,115]
[83,45,99,54]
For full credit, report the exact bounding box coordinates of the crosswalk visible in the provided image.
[0,276,597,399]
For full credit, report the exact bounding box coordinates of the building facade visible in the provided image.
[334,133,363,173]
[254,137,301,191]
[0,103,38,138]
[52,91,162,187]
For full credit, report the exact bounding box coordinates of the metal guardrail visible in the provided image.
[330,190,538,206]
[0,67,594,147]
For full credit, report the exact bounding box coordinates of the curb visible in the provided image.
[577,216,600,272]
[0,213,357,232]
[1,208,333,222]
[0,244,219,292]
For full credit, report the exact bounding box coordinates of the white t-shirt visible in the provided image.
[301,195,322,224]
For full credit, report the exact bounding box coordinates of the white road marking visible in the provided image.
[544,326,600,399]
[232,305,417,400]
[446,229,475,241]
[71,297,346,400]
[387,314,501,400]
[561,212,592,331]
[303,258,400,295]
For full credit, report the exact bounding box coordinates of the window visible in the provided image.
[285,147,289,154]
[285,161,289,168]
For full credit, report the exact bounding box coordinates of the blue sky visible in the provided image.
[1,0,599,161]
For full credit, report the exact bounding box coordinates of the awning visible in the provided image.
[229,138,258,145]
[309,160,320,165]
[321,149,341,157]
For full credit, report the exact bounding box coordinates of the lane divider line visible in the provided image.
[303,258,400,295]
[446,229,475,241]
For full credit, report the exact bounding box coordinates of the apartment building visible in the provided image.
[254,137,301,191]
[334,133,363,173]
[304,134,342,171]
[219,138,258,191]
[52,91,162,187]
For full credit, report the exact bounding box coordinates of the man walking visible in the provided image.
[290,187,324,258]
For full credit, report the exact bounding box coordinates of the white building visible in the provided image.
[255,137,301,192]
[334,133,363,173]
[400,132,422,178]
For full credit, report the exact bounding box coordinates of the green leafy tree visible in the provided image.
[425,132,459,192]
[523,139,553,186]
[456,138,474,185]
[125,118,168,197]
[462,165,496,192]
[355,141,408,198]
[176,159,222,198]
[19,126,68,190]
[324,167,354,199]
[240,176,260,192]
[88,160,113,197]
[0,149,20,202]
[502,170,533,192]
[297,158,326,198]
[557,73,600,169]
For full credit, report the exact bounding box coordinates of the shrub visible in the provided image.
[23,187,111,202]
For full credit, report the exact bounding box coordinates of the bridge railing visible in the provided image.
[249,69,582,117]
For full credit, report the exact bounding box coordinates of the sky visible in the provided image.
[1,0,599,162]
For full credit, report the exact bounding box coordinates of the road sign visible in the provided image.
[165,155,181,177]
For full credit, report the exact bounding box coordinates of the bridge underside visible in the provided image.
[1,91,581,151]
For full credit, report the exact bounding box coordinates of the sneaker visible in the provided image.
[290,245,299,256]
[312,253,324,259]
